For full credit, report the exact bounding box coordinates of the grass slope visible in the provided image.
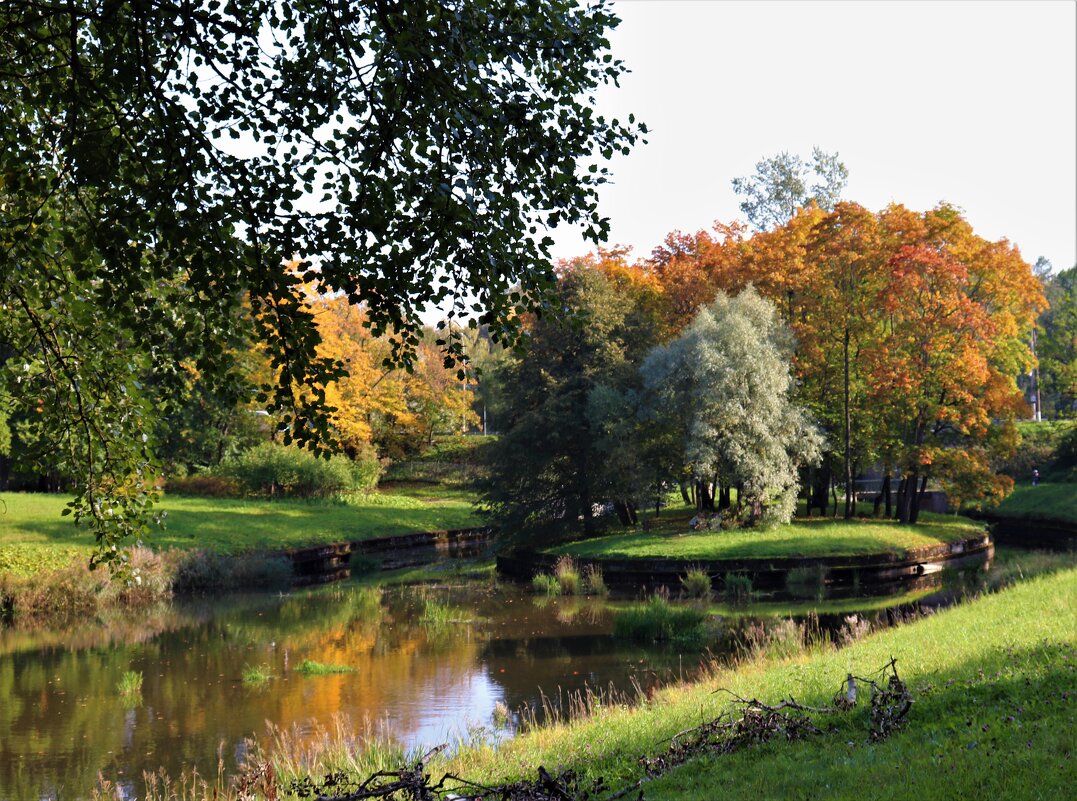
[552,513,984,562]
[991,483,1077,524]
[444,567,1077,800]
[0,488,479,578]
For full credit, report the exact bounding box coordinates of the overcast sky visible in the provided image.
[550,0,1077,272]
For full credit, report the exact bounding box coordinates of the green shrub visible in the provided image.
[531,573,561,596]
[582,563,608,596]
[214,442,381,499]
[613,595,706,642]
[996,420,1077,479]
[722,572,753,606]
[554,556,582,595]
[680,568,712,600]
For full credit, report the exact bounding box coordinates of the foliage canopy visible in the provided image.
[0,0,642,562]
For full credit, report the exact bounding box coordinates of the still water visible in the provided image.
[0,575,939,800]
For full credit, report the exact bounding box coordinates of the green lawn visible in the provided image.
[0,488,480,578]
[443,566,1077,800]
[991,482,1077,524]
[551,513,985,562]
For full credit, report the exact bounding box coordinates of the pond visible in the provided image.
[0,571,958,800]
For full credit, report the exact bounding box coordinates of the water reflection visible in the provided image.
[0,576,956,800]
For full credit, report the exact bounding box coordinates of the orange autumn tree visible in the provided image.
[646,222,746,329]
[794,204,890,518]
[311,294,409,458]
[642,204,1043,521]
[865,204,1045,522]
[312,294,478,459]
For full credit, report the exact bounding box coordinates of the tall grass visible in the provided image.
[117,670,143,707]
[554,556,582,595]
[722,572,753,606]
[531,572,561,596]
[296,659,355,676]
[612,595,706,642]
[582,563,608,596]
[679,568,712,600]
[241,664,272,686]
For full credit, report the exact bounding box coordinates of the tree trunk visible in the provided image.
[843,326,853,520]
[696,479,715,512]
[811,459,832,517]
[910,475,929,524]
[612,501,633,527]
[873,472,891,517]
[897,472,919,524]
[679,481,691,506]
[718,483,731,511]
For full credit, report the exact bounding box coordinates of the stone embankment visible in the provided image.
[498,533,994,600]
[281,527,491,585]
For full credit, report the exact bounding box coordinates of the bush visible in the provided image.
[995,420,1077,480]
[165,474,241,497]
[214,442,381,499]
[680,568,712,600]
[170,549,292,593]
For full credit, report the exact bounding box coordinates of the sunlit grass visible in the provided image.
[992,482,1076,523]
[552,512,984,561]
[0,489,481,579]
[296,659,355,676]
[441,567,1077,800]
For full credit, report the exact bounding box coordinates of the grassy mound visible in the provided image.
[551,513,984,562]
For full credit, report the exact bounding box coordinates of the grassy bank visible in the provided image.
[989,482,1077,524]
[0,488,480,579]
[437,565,1075,798]
[551,512,984,562]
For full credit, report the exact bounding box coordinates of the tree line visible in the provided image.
[481,198,1061,540]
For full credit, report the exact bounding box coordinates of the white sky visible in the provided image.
[550,0,1077,272]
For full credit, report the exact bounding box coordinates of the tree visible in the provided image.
[732,147,848,231]
[0,0,642,563]
[641,287,823,526]
[481,257,660,541]
[1037,266,1077,417]
[862,203,1045,522]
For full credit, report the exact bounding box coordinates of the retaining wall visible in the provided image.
[282,527,492,585]
[497,533,993,601]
